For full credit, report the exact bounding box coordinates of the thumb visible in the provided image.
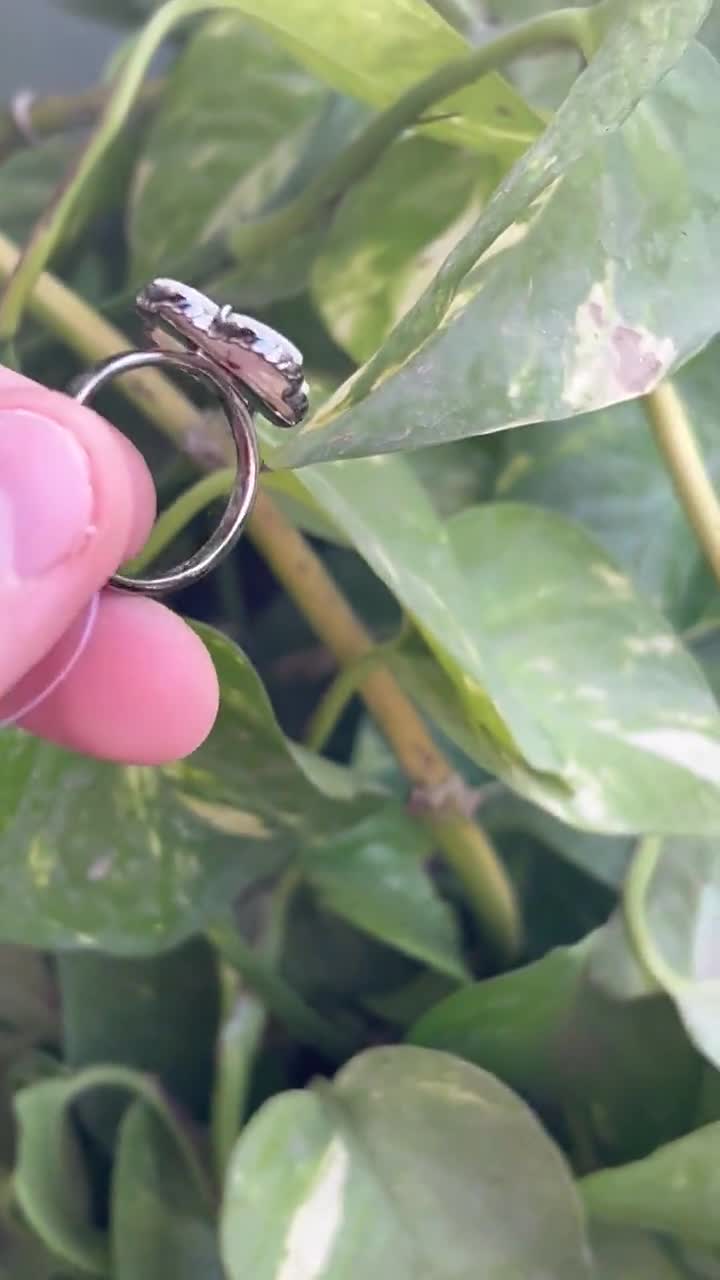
[0,369,146,698]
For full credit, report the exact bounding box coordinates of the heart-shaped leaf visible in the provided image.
[279,9,713,466]
[392,503,720,833]
[220,1045,591,1278]
[0,626,432,953]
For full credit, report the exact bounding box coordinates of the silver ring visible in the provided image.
[70,347,259,598]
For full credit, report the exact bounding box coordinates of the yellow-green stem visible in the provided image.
[644,382,720,588]
[210,970,265,1183]
[208,921,356,1061]
[622,835,682,997]
[304,628,408,753]
[124,466,234,573]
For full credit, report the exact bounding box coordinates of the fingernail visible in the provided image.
[0,409,94,578]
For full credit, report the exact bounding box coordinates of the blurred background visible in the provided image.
[0,2,118,94]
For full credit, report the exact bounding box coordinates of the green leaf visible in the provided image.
[199,0,541,158]
[128,16,338,281]
[57,939,219,1144]
[220,1046,591,1278]
[409,936,701,1163]
[260,445,563,780]
[0,626,412,951]
[622,836,720,1072]
[13,1080,110,1276]
[311,134,498,362]
[111,1102,223,1280]
[700,4,720,57]
[405,436,501,520]
[590,1226,689,1278]
[279,9,714,466]
[581,1123,720,1247]
[14,1065,213,1278]
[494,339,720,630]
[278,886,419,1015]
[0,140,78,243]
[300,810,467,981]
[680,1245,720,1277]
[0,1207,86,1280]
[391,503,720,833]
[0,129,132,264]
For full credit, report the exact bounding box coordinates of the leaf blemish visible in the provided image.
[589,562,632,598]
[625,634,678,657]
[563,276,676,411]
[87,854,114,882]
[177,795,271,838]
[276,1137,349,1280]
[626,730,720,786]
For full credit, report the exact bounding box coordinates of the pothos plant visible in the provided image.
[0,0,720,1275]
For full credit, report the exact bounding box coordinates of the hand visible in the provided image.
[0,367,219,764]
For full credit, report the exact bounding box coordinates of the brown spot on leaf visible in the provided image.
[564,275,676,411]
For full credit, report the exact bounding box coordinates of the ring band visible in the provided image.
[69,347,260,597]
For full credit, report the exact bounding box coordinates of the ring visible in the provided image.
[70,347,260,598]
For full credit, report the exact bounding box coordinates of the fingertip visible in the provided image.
[0,376,159,691]
[114,432,157,559]
[22,592,220,764]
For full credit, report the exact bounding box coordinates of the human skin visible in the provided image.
[0,365,219,764]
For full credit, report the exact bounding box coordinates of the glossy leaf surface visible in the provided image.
[279,16,715,466]
[221,1046,591,1278]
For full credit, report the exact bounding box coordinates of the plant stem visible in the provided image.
[208,921,355,1062]
[124,466,234,573]
[210,966,265,1182]
[0,79,164,163]
[229,7,587,261]
[622,835,683,997]
[644,381,720,588]
[247,492,520,958]
[0,234,522,961]
[304,632,406,753]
